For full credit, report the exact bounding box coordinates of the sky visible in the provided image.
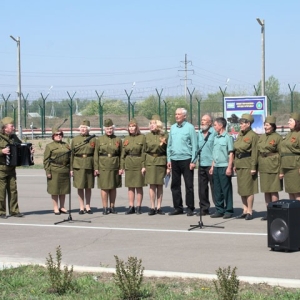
[1,0,299,103]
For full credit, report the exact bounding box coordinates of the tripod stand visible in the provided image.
[189,213,224,231]
[54,176,91,225]
[51,137,94,225]
[188,129,225,231]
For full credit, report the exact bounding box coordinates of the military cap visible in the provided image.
[129,118,137,125]
[151,114,161,121]
[81,119,90,127]
[104,119,114,127]
[290,113,300,122]
[1,117,14,126]
[241,113,254,124]
[52,127,61,134]
[265,115,276,124]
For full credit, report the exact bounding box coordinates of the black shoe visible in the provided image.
[110,207,118,214]
[79,210,85,215]
[85,209,93,214]
[261,215,267,221]
[148,208,156,216]
[223,214,233,219]
[125,206,135,215]
[136,206,142,215]
[12,213,24,217]
[54,211,61,215]
[236,213,247,219]
[103,208,110,215]
[210,212,224,218]
[168,209,183,216]
[0,214,8,219]
[245,213,253,220]
[156,208,165,215]
[186,209,194,216]
[59,208,68,214]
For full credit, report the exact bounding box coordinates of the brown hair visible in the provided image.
[294,120,300,132]
[128,121,141,135]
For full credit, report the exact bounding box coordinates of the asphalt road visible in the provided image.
[1,169,300,288]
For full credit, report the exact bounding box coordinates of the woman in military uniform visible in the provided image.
[280,113,300,200]
[70,120,96,215]
[144,115,169,215]
[94,119,122,215]
[44,128,70,215]
[258,116,282,220]
[233,113,259,220]
[121,119,145,215]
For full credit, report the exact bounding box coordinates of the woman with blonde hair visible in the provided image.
[121,119,146,214]
[144,115,169,215]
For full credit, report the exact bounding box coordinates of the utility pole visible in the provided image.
[178,54,194,100]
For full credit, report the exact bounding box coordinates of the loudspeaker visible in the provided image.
[267,199,300,251]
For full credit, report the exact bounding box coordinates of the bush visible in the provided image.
[213,266,239,300]
[113,255,144,300]
[45,245,74,295]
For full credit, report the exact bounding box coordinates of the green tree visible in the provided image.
[255,75,282,114]
[103,99,127,115]
[135,95,159,119]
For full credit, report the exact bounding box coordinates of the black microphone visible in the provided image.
[204,131,211,142]
[84,134,96,143]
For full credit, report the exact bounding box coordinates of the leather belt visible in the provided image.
[236,152,251,159]
[75,153,93,158]
[99,154,117,157]
[260,152,278,157]
[127,153,141,157]
[281,153,300,157]
[147,153,165,157]
[51,162,69,166]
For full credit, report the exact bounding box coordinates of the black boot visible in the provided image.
[103,207,110,215]
[110,207,118,214]
[136,206,142,215]
[125,206,135,215]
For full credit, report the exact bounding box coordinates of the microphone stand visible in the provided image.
[189,130,225,231]
[53,137,94,225]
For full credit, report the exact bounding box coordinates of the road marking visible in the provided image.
[0,222,266,236]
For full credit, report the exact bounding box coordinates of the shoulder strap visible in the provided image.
[0,134,12,144]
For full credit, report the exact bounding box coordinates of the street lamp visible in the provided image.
[10,35,22,138]
[256,18,265,96]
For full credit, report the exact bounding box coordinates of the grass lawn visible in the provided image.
[0,264,300,300]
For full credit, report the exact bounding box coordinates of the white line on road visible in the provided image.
[0,222,266,236]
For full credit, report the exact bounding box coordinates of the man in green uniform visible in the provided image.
[209,117,234,219]
[0,117,25,218]
[70,120,96,214]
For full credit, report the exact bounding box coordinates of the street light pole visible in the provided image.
[10,35,22,139]
[256,18,265,96]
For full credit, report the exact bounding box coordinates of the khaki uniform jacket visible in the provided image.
[94,135,122,171]
[258,132,282,174]
[234,128,258,170]
[280,131,300,171]
[0,133,22,171]
[70,135,96,170]
[121,134,145,170]
[144,131,168,166]
[43,141,70,175]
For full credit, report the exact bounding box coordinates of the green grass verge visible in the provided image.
[1,265,300,299]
